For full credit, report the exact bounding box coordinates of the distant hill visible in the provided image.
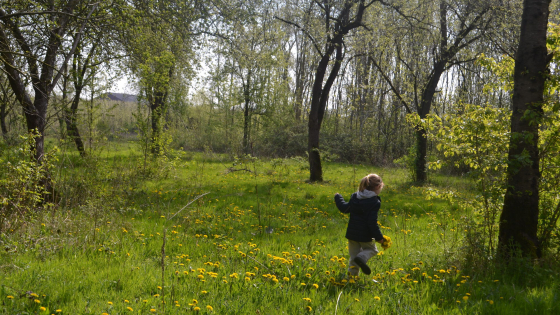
[101,92,137,103]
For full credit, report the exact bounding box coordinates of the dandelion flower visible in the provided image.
[312,284,319,289]
[34,299,41,304]
[380,235,392,250]
[6,296,14,299]
[306,306,312,312]
[355,298,360,302]
[463,296,469,301]
[39,307,46,311]
[127,307,133,311]
[150,309,156,313]
[283,277,290,282]
[488,300,494,304]
[374,296,380,301]
[303,298,311,302]
[207,305,213,311]
[194,307,201,311]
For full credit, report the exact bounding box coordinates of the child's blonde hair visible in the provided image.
[359,174,383,192]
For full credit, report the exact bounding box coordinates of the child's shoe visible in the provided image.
[353,257,371,275]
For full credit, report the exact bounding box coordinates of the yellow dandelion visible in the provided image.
[207,305,213,311]
[306,306,312,312]
[303,298,311,302]
[127,307,133,311]
[463,296,469,301]
[124,299,130,303]
[34,299,41,304]
[39,306,46,311]
[283,277,290,282]
[194,307,201,311]
[355,298,360,302]
[150,309,156,313]
[488,300,494,304]
[312,283,319,289]
[56,310,62,313]
[374,296,380,301]
[6,296,14,299]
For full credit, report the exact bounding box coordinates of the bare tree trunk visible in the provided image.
[0,86,9,138]
[498,0,551,260]
[66,87,86,157]
[308,41,342,182]
[242,73,252,155]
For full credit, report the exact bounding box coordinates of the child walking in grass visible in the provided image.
[334,174,384,276]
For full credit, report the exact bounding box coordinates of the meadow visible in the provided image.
[1,142,559,314]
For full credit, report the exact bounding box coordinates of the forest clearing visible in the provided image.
[1,144,558,314]
[2,0,560,314]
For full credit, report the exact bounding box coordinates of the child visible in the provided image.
[334,174,384,276]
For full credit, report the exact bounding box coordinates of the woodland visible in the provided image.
[1,0,560,314]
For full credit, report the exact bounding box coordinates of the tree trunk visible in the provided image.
[243,94,251,155]
[150,90,167,155]
[66,87,86,157]
[294,37,307,122]
[0,95,8,139]
[414,60,446,183]
[242,73,252,155]
[498,0,551,260]
[308,42,342,182]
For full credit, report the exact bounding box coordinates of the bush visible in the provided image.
[0,131,57,233]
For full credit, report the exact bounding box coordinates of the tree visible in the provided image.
[278,0,380,182]
[0,1,101,197]
[211,0,287,155]
[370,0,493,183]
[0,73,17,139]
[119,0,200,155]
[498,0,552,259]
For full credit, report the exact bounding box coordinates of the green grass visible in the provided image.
[1,143,559,314]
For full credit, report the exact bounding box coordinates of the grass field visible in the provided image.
[1,142,559,314]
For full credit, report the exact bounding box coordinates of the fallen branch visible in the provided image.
[167,192,210,221]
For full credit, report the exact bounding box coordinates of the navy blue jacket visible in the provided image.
[334,193,383,242]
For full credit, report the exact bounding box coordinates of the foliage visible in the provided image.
[0,130,57,233]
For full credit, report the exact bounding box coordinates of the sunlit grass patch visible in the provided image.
[1,145,559,314]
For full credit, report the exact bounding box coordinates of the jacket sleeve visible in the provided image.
[369,210,384,242]
[334,194,351,213]
[369,198,383,241]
